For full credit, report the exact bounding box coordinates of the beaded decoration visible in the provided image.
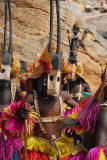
[33,90,64,134]
[33,90,47,134]
[11,83,16,103]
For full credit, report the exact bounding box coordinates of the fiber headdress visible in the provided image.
[26,46,53,92]
[76,63,83,78]
[29,43,57,74]
[23,46,67,92]
[29,48,52,77]
[11,55,20,76]
[77,66,107,133]
[62,59,73,76]
[62,59,73,85]
[20,44,57,92]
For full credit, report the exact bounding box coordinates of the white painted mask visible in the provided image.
[47,69,61,96]
[0,65,11,80]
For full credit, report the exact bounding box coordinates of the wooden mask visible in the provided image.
[47,69,61,96]
[66,64,76,81]
[0,65,11,80]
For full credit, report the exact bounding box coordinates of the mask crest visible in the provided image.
[66,22,88,81]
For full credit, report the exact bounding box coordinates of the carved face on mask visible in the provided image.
[47,69,61,96]
[0,65,11,80]
[0,50,13,81]
[66,64,76,81]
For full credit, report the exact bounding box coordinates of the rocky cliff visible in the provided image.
[0,0,107,91]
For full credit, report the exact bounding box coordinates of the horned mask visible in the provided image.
[0,0,13,80]
[66,64,76,81]
[47,0,62,96]
[25,0,62,96]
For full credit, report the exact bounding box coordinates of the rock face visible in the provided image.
[85,13,107,42]
[0,0,107,91]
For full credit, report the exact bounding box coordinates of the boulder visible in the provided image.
[0,0,107,91]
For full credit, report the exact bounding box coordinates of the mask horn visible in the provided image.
[48,0,53,55]
[7,0,12,55]
[3,0,8,56]
[1,44,4,59]
[56,0,61,55]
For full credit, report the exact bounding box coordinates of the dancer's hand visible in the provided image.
[20,104,30,120]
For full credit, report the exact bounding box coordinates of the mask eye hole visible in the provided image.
[2,69,5,73]
[57,77,60,82]
[50,76,53,81]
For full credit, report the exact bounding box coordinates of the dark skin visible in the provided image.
[82,75,107,150]
[15,85,24,101]
[63,75,91,103]
[82,105,107,150]
[96,107,107,146]
[63,75,91,144]
[0,80,23,116]
[22,90,78,140]
[0,81,11,107]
